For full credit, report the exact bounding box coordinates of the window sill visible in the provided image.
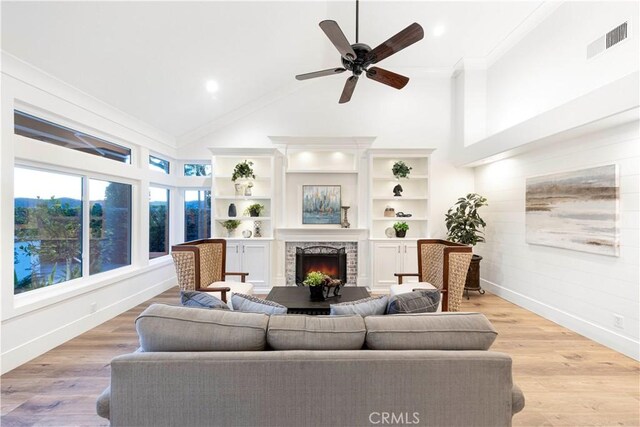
[5,259,174,321]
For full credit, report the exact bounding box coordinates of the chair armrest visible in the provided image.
[224,272,249,283]
[196,286,231,303]
[394,273,419,284]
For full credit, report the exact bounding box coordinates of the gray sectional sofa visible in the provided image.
[97,304,524,427]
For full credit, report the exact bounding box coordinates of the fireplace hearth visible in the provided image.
[295,246,347,286]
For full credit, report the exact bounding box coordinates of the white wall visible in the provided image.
[180,73,475,239]
[474,121,640,360]
[0,54,178,373]
[486,1,640,135]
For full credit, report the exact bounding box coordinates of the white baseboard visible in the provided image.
[1,278,175,374]
[481,278,639,361]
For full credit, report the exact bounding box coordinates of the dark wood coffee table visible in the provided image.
[265,287,371,315]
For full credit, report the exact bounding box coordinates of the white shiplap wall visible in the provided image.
[474,121,640,360]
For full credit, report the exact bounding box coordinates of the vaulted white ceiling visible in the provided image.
[1,1,542,138]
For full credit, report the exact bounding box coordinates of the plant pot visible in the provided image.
[234,183,243,196]
[249,212,259,217]
[309,285,325,301]
[228,203,237,217]
[464,254,483,292]
[395,229,406,238]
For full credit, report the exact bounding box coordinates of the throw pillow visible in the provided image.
[386,289,440,314]
[330,295,388,316]
[232,293,288,315]
[180,291,229,310]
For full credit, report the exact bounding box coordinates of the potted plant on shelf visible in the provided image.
[303,271,326,301]
[231,160,255,196]
[445,193,488,296]
[392,161,412,196]
[393,221,409,238]
[219,219,241,237]
[244,203,265,217]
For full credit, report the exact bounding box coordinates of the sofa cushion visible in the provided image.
[180,291,229,310]
[231,293,287,315]
[96,386,110,420]
[364,312,498,350]
[330,295,388,317]
[386,289,440,314]
[267,315,366,350]
[136,304,269,351]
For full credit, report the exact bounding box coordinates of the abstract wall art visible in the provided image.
[525,165,619,256]
[302,185,341,225]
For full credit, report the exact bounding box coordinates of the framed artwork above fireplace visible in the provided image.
[302,185,341,224]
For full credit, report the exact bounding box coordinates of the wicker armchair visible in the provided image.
[171,239,253,303]
[394,239,473,311]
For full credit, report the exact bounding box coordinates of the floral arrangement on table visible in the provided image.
[392,161,412,179]
[303,271,326,286]
[244,203,265,217]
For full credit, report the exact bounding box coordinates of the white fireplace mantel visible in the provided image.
[275,227,369,242]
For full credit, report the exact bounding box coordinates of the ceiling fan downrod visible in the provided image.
[355,0,359,43]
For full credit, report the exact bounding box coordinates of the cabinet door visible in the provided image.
[401,241,419,283]
[225,242,242,276]
[372,242,402,291]
[242,242,270,289]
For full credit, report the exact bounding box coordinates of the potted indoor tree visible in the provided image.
[219,219,241,237]
[393,221,409,238]
[392,161,412,196]
[244,203,265,217]
[231,160,255,196]
[303,271,326,301]
[445,193,488,296]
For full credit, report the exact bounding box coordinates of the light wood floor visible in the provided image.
[1,288,638,426]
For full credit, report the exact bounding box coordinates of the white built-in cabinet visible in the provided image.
[225,240,271,289]
[209,148,281,291]
[369,149,433,291]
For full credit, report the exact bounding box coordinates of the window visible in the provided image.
[149,187,170,259]
[14,168,83,294]
[89,179,132,275]
[184,190,211,241]
[184,163,212,177]
[14,110,131,163]
[149,155,170,174]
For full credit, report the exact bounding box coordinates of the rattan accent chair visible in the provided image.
[171,239,253,303]
[394,239,473,311]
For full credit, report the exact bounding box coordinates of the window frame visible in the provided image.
[148,185,171,259]
[183,188,212,241]
[149,154,171,175]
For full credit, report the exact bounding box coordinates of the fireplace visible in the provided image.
[295,246,347,286]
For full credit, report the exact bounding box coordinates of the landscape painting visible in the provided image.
[525,165,619,256]
[302,185,341,225]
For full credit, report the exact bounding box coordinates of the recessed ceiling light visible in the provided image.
[433,25,445,37]
[205,80,219,93]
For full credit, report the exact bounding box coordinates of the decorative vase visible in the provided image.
[228,203,237,217]
[340,206,351,229]
[234,183,243,196]
[309,285,325,302]
[227,229,235,238]
[395,229,406,238]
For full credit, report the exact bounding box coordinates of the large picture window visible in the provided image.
[14,168,83,294]
[184,190,211,241]
[13,167,133,294]
[149,187,170,259]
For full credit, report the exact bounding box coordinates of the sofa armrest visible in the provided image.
[96,385,111,420]
[512,383,525,415]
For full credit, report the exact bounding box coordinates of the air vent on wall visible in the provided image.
[587,21,628,59]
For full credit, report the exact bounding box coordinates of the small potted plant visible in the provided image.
[219,219,241,237]
[244,203,265,217]
[392,161,412,179]
[303,271,326,301]
[232,160,255,196]
[393,221,409,238]
[445,193,488,295]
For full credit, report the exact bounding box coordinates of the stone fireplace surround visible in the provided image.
[286,242,357,286]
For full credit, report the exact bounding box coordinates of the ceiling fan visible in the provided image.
[295,0,424,104]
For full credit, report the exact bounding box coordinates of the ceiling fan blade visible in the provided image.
[366,67,409,89]
[364,22,424,64]
[296,68,346,81]
[339,76,358,104]
[319,20,357,61]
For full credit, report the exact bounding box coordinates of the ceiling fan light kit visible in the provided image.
[295,0,424,104]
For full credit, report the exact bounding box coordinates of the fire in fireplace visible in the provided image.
[295,246,347,286]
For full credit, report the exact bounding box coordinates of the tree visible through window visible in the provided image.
[184,164,212,177]
[149,187,169,258]
[184,190,211,241]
